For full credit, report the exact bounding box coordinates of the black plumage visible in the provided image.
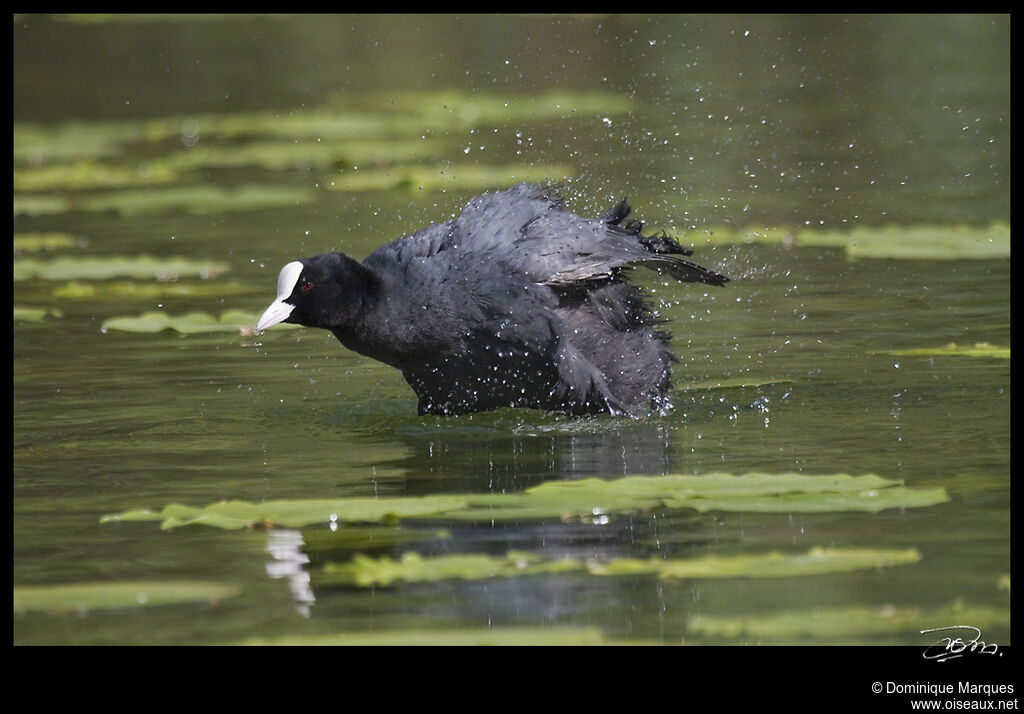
[257,183,727,416]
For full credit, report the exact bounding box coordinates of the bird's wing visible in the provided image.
[369,183,726,287]
[512,204,728,287]
[451,184,727,287]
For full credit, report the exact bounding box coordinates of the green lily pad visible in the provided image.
[322,550,584,587]
[687,601,1010,643]
[13,184,315,217]
[447,472,949,521]
[685,377,795,391]
[610,546,920,579]
[100,309,298,334]
[690,222,1010,260]
[101,472,948,531]
[13,159,182,192]
[101,309,252,335]
[14,305,63,322]
[235,627,615,646]
[15,88,632,166]
[885,342,1009,359]
[12,194,69,217]
[163,137,451,173]
[52,279,253,300]
[839,223,1010,260]
[663,487,952,514]
[358,88,633,128]
[325,162,573,193]
[13,119,147,164]
[320,546,919,588]
[13,232,83,254]
[101,495,472,530]
[13,580,240,614]
[14,254,229,282]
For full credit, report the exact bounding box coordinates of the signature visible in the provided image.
[920,625,1000,662]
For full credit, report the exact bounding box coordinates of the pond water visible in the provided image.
[13,14,1009,647]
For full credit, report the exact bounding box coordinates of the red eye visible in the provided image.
[301,281,313,292]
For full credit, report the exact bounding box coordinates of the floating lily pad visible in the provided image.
[449,472,949,521]
[885,342,1009,359]
[14,119,147,164]
[52,279,253,300]
[13,184,315,217]
[685,377,794,391]
[14,305,62,322]
[13,159,183,191]
[163,137,451,173]
[691,222,1010,260]
[13,232,83,254]
[13,580,240,614]
[322,550,583,587]
[839,223,1010,260]
[320,547,919,588]
[12,194,68,217]
[15,88,633,166]
[687,601,1010,643]
[102,310,241,335]
[325,162,573,193]
[236,627,615,646]
[101,495,472,530]
[100,309,297,334]
[667,490,948,514]
[357,88,634,128]
[143,108,422,144]
[14,254,229,282]
[101,472,948,531]
[604,546,921,579]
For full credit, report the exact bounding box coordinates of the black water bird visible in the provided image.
[257,183,727,416]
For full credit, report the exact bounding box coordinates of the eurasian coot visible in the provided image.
[257,183,727,416]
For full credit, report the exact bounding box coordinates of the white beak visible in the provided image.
[256,261,304,331]
[256,299,295,331]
